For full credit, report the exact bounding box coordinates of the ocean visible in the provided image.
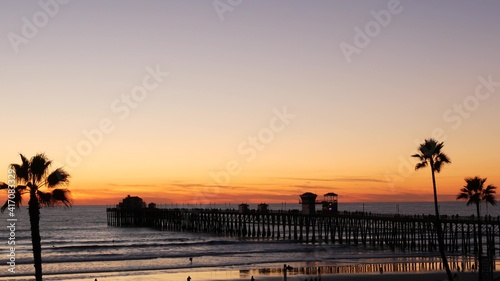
[1,202,498,280]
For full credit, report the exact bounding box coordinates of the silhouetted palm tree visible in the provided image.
[1,153,71,281]
[457,176,497,281]
[412,138,452,280]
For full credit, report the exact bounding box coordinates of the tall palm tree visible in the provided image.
[457,176,497,281]
[1,153,71,281]
[412,138,453,280]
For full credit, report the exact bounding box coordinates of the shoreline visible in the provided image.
[0,255,480,277]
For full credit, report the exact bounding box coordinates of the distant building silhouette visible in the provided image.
[257,203,269,213]
[239,203,249,214]
[117,195,146,209]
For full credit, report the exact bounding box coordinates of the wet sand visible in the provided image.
[12,270,495,281]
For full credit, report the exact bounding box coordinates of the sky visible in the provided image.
[1,0,499,206]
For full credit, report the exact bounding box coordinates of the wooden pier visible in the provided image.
[106,207,500,256]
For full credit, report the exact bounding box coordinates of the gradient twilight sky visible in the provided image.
[1,0,499,205]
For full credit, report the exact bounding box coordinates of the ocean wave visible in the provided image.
[9,241,399,266]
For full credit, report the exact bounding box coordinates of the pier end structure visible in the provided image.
[322,192,338,213]
[239,203,249,214]
[300,192,317,215]
[118,195,146,209]
[300,192,339,215]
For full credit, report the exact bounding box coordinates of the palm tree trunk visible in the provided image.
[28,189,43,281]
[476,202,483,281]
[430,166,453,280]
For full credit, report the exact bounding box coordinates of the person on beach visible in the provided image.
[251,276,255,281]
[187,276,191,281]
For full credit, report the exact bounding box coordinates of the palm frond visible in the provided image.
[457,177,497,209]
[5,153,72,210]
[484,184,497,206]
[434,161,443,172]
[465,177,482,192]
[434,141,444,152]
[470,177,485,186]
[19,154,29,164]
[468,193,481,206]
[15,185,28,196]
[1,183,27,191]
[1,201,9,212]
[415,162,427,170]
[12,154,30,183]
[36,190,53,206]
[30,153,52,182]
[484,184,497,194]
[457,190,470,200]
[411,153,424,161]
[437,153,451,164]
[1,188,24,212]
[464,177,475,184]
[47,168,70,188]
[433,153,451,173]
[412,139,450,173]
[419,138,439,158]
[36,189,72,207]
[485,195,496,206]
[51,189,72,207]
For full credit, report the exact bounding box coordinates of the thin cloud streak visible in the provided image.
[107,183,159,187]
[278,177,387,183]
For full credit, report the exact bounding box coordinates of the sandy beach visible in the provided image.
[5,269,497,281]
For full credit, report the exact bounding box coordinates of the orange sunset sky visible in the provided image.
[1,1,499,206]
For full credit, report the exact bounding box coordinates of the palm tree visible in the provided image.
[1,153,71,281]
[457,176,497,281]
[412,138,453,280]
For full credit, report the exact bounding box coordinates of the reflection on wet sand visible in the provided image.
[239,256,489,278]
